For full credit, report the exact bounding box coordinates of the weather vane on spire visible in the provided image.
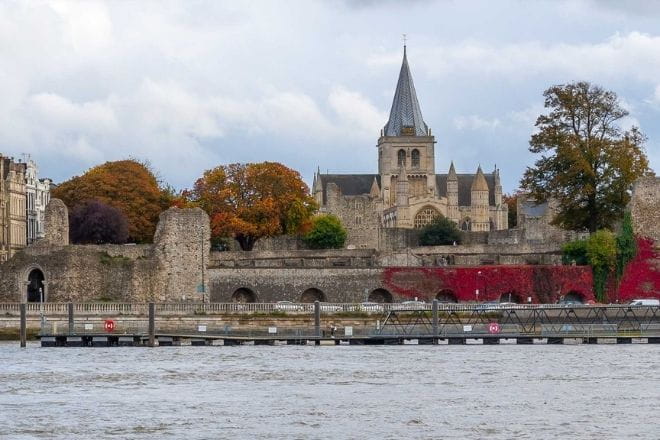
[402,33,407,46]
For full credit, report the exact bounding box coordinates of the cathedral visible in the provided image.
[312,46,508,248]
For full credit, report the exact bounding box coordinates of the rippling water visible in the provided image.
[1,342,659,439]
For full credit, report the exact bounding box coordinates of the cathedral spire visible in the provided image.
[448,161,457,180]
[383,45,428,137]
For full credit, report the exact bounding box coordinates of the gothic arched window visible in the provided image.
[397,149,406,167]
[414,206,440,228]
[411,149,420,168]
[461,218,471,231]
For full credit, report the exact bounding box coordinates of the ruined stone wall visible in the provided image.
[0,244,156,302]
[152,207,211,301]
[0,206,211,303]
[629,176,660,243]
[43,199,68,246]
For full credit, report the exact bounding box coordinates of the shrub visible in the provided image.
[586,229,617,302]
[303,215,347,249]
[615,211,637,280]
[562,240,589,265]
[419,216,462,246]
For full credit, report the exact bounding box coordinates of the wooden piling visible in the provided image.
[68,303,74,335]
[432,299,439,342]
[148,302,155,347]
[20,303,26,348]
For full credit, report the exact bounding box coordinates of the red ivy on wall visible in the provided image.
[617,237,660,302]
[382,265,595,303]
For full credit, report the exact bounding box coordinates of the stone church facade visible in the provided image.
[313,47,508,248]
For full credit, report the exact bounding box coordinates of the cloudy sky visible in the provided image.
[1,0,659,192]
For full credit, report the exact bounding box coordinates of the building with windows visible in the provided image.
[313,47,508,248]
[0,156,27,262]
[25,157,51,244]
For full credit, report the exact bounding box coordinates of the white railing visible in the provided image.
[0,302,658,317]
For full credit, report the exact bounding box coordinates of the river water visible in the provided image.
[1,342,659,439]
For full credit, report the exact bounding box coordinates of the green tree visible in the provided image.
[615,211,637,280]
[419,216,462,246]
[561,239,588,265]
[303,215,347,249]
[521,82,650,232]
[585,230,617,302]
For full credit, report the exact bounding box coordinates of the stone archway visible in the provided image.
[26,268,45,303]
[231,288,257,303]
[301,288,326,303]
[436,289,458,303]
[368,288,393,303]
[499,292,522,303]
[562,291,585,304]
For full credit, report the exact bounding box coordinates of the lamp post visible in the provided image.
[476,270,482,303]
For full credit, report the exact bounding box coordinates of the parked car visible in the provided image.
[359,302,384,313]
[474,301,501,311]
[320,303,343,312]
[628,299,660,306]
[274,301,303,312]
[400,300,427,310]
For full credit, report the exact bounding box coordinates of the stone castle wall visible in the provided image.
[0,201,210,303]
[629,176,660,242]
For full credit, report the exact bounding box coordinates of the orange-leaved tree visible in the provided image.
[52,159,172,243]
[188,162,317,250]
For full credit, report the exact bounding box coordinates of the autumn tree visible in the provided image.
[69,200,129,244]
[521,82,650,232]
[502,193,518,228]
[188,162,317,250]
[52,160,171,243]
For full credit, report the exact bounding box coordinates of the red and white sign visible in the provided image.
[104,319,116,333]
[488,322,501,334]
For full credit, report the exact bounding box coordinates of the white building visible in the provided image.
[24,157,51,244]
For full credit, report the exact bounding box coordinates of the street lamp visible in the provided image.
[476,271,482,303]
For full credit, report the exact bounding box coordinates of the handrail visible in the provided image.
[0,302,658,316]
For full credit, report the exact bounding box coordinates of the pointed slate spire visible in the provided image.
[383,45,428,137]
[448,161,457,180]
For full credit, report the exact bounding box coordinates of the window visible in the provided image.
[461,219,471,231]
[411,149,420,168]
[397,149,406,167]
[414,206,440,228]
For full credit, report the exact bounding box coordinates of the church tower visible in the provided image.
[447,161,459,223]
[378,45,436,206]
[470,165,490,231]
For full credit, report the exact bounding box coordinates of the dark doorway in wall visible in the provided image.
[231,288,257,303]
[301,288,326,303]
[27,269,45,303]
[368,288,393,303]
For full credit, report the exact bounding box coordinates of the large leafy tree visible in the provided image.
[521,82,650,232]
[69,200,129,244]
[188,162,317,250]
[303,214,347,249]
[52,160,171,243]
[418,216,462,246]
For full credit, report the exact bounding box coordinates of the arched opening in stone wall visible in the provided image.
[301,288,326,303]
[368,288,393,303]
[499,292,522,304]
[562,291,585,304]
[436,289,458,303]
[460,218,471,231]
[231,288,257,303]
[397,149,406,167]
[27,269,45,303]
[414,206,440,228]
[411,149,420,168]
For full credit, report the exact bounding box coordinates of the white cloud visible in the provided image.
[328,86,387,138]
[453,115,500,130]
